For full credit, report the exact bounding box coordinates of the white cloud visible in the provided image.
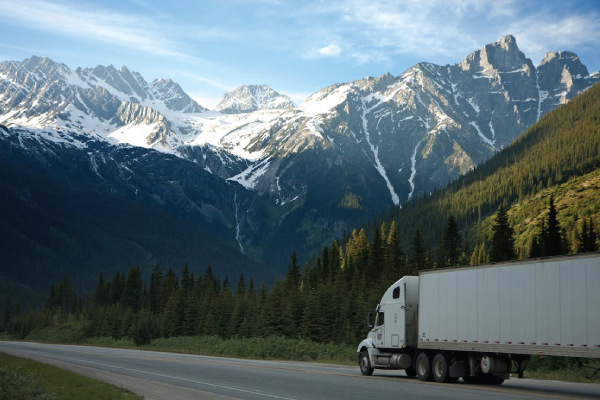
[300,0,600,68]
[318,44,342,57]
[508,13,600,65]
[0,0,187,58]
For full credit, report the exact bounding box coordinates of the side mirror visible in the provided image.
[367,312,373,329]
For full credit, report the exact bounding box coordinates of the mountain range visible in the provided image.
[0,35,598,300]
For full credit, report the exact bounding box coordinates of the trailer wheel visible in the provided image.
[359,351,374,376]
[416,352,433,381]
[432,353,459,383]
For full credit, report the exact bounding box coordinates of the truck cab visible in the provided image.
[357,276,419,375]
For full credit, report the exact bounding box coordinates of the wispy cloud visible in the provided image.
[508,12,600,64]
[173,70,235,92]
[299,0,600,66]
[0,0,187,58]
[317,44,342,57]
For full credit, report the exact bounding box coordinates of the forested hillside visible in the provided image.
[384,81,600,259]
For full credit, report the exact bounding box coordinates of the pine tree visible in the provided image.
[386,220,406,280]
[3,295,12,330]
[442,215,462,267]
[148,265,163,315]
[578,219,590,253]
[181,264,193,294]
[110,271,125,305]
[410,229,426,272]
[93,273,110,307]
[546,196,562,256]
[490,205,516,262]
[367,226,384,282]
[579,218,599,253]
[470,244,479,266]
[121,266,143,312]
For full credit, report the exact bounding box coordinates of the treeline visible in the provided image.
[4,198,598,345]
[4,220,408,345]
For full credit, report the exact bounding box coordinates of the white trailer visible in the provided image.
[357,253,600,384]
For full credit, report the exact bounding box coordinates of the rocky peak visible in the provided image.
[150,78,207,113]
[539,51,590,77]
[460,35,531,74]
[215,84,294,114]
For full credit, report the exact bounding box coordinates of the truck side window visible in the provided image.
[376,312,384,326]
[392,286,400,299]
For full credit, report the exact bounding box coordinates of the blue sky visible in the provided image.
[1,0,599,109]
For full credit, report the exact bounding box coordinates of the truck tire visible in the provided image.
[416,352,433,381]
[359,351,374,376]
[432,353,459,383]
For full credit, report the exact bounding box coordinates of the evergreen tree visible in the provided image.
[161,267,178,313]
[546,196,563,256]
[470,243,479,266]
[121,266,143,312]
[410,229,426,272]
[442,215,462,267]
[3,295,12,330]
[578,218,599,252]
[181,264,193,294]
[386,220,406,280]
[367,226,384,282]
[93,273,110,308]
[578,219,590,253]
[148,265,163,315]
[490,205,516,262]
[285,252,301,293]
[529,221,547,258]
[110,272,125,305]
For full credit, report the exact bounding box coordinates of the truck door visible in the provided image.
[387,284,406,348]
[373,311,385,347]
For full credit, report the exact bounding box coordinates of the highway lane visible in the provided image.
[1,341,599,400]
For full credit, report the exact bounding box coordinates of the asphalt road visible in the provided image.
[1,341,599,400]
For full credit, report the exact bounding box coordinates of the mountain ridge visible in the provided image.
[1,35,598,303]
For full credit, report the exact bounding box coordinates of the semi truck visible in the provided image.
[357,253,600,384]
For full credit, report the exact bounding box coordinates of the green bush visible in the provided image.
[0,367,56,400]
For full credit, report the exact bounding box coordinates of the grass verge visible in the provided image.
[84,335,357,365]
[0,352,143,400]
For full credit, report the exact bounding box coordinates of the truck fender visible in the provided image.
[357,338,376,366]
[356,338,375,353]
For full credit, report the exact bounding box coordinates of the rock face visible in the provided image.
[215,84,295,113]
[0,35,598,271]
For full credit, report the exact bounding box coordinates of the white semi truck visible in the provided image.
[357,253,600,384]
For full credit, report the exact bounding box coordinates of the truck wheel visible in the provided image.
[416,352,433,381]
[359,351,374,376]
[432,353,459,383]
[405,366,417,378]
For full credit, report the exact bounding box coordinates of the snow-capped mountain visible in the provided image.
[215,84,295,113]
[0,35,598,272]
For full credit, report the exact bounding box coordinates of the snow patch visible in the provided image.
[228,158,270,189]
[408,142,420,201]
[360,97,400,206]
[469,121,495,147]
